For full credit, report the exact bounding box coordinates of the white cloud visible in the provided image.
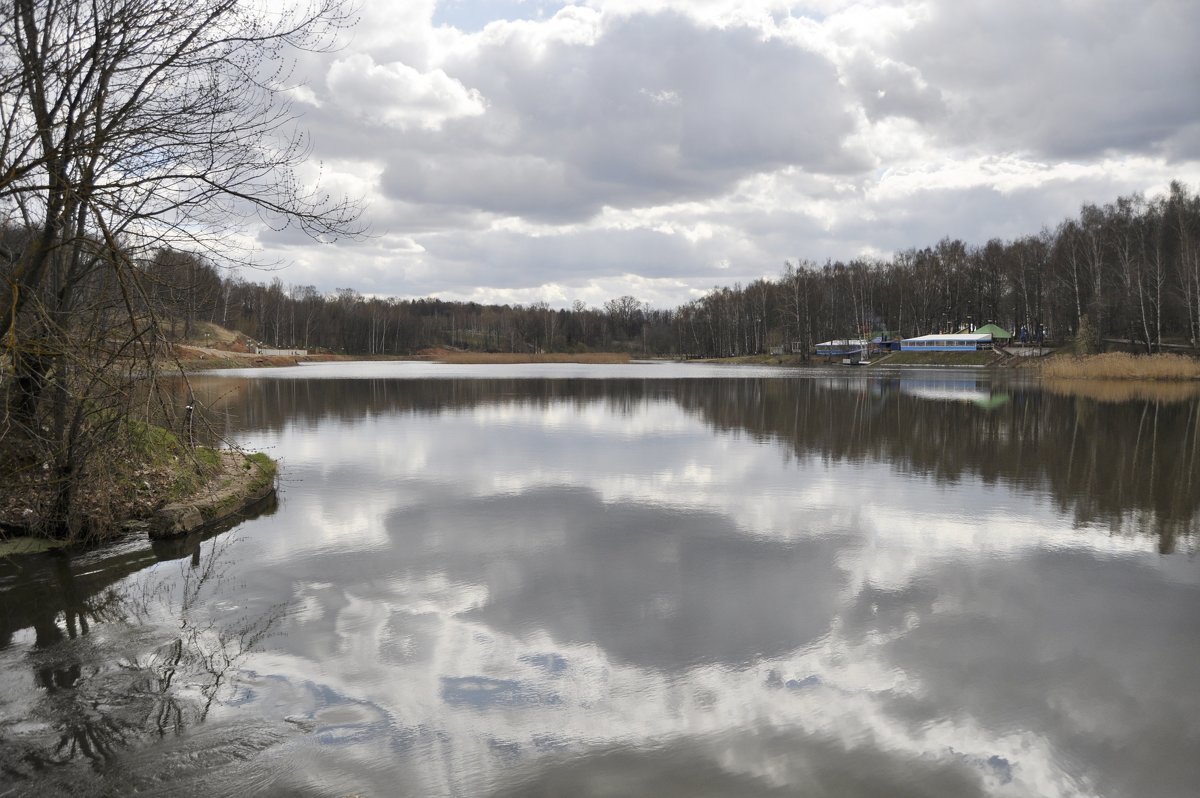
[326,53,485,130]
[238,0,1200,307]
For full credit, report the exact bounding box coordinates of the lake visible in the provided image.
[2,362,1198,797]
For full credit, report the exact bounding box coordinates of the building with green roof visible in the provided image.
[973,323,1012,342]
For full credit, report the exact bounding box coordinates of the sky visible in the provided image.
[256,0,1200,309]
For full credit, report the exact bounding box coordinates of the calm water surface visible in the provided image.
[2,363,1199,797]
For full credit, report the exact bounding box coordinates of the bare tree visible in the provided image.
[1167,181,1200,348]
[1,0,360,537]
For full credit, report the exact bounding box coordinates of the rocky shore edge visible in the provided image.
[147,450,277,539]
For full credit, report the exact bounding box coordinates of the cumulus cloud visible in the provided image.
[375,11,864,223]
[244,0,1200,307]
[326,53,485,130]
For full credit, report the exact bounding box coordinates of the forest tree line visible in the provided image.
[151,182,1200,358]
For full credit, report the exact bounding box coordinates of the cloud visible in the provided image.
[888,0,1200,159]
[239,0,1200,307]
[840,53,945,123]
[852,547,1200,798]
[380,152,585,221]
[326,53,485,130]
[375,11,864,223]
[174,374,1193,797]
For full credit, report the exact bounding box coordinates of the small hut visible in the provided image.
[973,323,1012,343]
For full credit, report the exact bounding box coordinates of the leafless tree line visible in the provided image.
[678,183,1200,357]
[186,182,1200,359]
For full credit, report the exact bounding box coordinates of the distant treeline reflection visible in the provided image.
[191,376,1200,550]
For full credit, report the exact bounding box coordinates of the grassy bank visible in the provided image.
[691,353,810,366]
[1,421,276,545]
[1040,352,1200,380]
[0,536,70,557]
[873,351,1000,367]
[148,449,277,539]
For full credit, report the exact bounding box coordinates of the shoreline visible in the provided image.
[0,448,277,556]
[170,345,1200,381]
[147,450,277,540]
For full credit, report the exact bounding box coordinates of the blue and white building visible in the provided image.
[899,333,994,351]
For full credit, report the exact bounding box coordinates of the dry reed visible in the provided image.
[1039,352,1200,380]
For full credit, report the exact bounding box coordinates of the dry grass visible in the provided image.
[188,320,243,346]
[416,348,631,364]
[1039,352,1200,380]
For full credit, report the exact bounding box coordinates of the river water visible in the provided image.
[1,362,1198,797]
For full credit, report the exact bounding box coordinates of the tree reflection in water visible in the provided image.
[191,372,1200,551]
[0,499,281,784]
[671,376,1200,552]
[3,368,1197,796]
